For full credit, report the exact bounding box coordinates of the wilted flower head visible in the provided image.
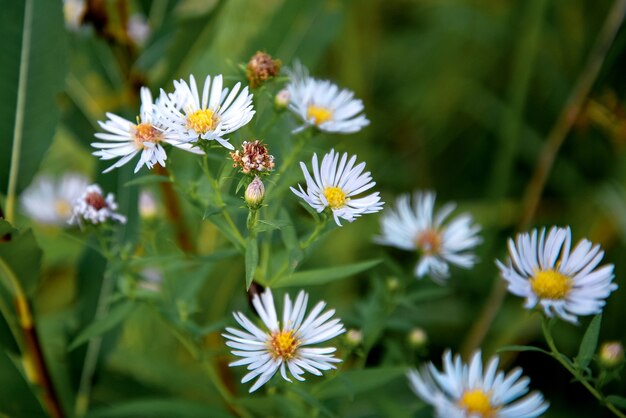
[244,176,265,210]
[69,184,126,226]
[246,51,281,88]
[599,341,624,368]
[230,140,275,174]
[496,226,617,324]
[21,173,89,227]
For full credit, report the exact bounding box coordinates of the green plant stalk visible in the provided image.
[6,0,33,224]
[541,318,626,418]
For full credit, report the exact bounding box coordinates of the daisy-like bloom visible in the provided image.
[223,288,345,393]
[92,87,203,174]
[375,191,481,282]
[286,62,369,134]
[69,184,126,226]
[496,226,617,324]
[20,173,89,226]
[157,74,254,150]
[290,149,383,226]
[408,350,549,418]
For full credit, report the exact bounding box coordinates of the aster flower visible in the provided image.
[496,226,617,324]
[230,140,275,174]
[290,149,383,226]
[286,62,369,134]
[157,74,254,150]
[223,288,345,393]
[375,191,481,282]
[20,173,89,227]
[69,184,126,226]
[408,350,549,418]
[92,87,203,173]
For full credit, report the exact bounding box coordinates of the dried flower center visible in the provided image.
[133,123,162,148]
[459,389,496,418]
[307,105,333,125]
[531,269,571,300]
[415,229,441,254]
[269,330,299,359]
[186,109,219,134]
[85,192,106,210]
[323,186,347,209]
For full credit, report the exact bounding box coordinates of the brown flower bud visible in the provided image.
[230,140,275,175]
[246,51,281,88]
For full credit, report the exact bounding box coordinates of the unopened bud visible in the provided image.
[245,176,265,210]
[246,51,281,88]
[599,341,624,368]
[345,329,363,346]
[386,276,400,292]
[275,89,290,110]
[138,190,158,220]
[407,327,427,348]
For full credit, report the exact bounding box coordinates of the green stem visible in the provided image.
[541,318,626,418]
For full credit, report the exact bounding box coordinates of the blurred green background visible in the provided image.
[3,0,626,417]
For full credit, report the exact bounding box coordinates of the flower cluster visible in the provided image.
[230,140,275,174]
[69,184,126,226]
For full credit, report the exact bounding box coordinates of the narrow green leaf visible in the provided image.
[245,237,259,290]
[0,350,47,417]
[69,300,136,350]
[607,395,626,410]
[0,227,43,296]
[255,219,290,232]
[314,367,406,400]
[497,345,550,355]
[86,398,234,418]
[272,259,381,288]
[124,175,172,187]
[576,314,602,369]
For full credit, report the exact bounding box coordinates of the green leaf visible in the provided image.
[0,227,43,296]
[0,349,47,417]
[245,236,259,290]
[255,219,291,233]
[314,367,406,400]
[607,395,626,410]
[576,314,602,369]
[497,345,550,355]
[86,398,234,418]
[0,0,67,196]
[271,259,381,288]
[69,300,136,350]
[124,175,172,187]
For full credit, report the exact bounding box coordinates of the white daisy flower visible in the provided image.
[290,149,383,226]
[157,74,255,150]
[496,226,617,324]
[375,191,481,282]
[69,184,126,226]
[92,87,203,174]
[20,173,89,226]
[408,350,549,418]
[286,62,369,134]
[223,288,345,393]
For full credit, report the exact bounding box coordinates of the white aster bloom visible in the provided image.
[290,149,383,226]
[375,191,481,282]
[496,226,617,324]
[408,350,549,418]
[223,288,345,393]
[92,87,203,174]
[286,62,369,134]
[20,173,89,227]
[69,184,126,226]
[157,74,254,150]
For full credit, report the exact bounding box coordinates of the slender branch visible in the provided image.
[461,0,626,356]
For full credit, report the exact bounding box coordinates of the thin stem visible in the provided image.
[541,318,626,418]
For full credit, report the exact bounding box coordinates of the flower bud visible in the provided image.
[245,176,265,210]
[407,327,428,348]
[345,329,363,346]
[138,190,158,220]
[386,276,400,292]
[246,51,281,88]
[275,89,290,110]
[599,341,624,368]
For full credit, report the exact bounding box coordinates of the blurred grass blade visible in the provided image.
[245,236,259,290]
[313,367,406,400]
[0,0,67,221]
[576,314,602,369]
[271,259,381,288]
[69,300,136,351]
[0,349,47,417]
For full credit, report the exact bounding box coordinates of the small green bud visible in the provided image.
[245,176,265,210]
[275,89,290,110]
[407,327,427,348]
[345,329,363,346]
[599,341,624,368]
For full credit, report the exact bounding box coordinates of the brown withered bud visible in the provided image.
[230,140,275,175]
[246,51,281,88]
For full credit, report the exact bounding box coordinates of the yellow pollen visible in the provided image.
[307,105,333,125]
[415,229,441,254]
[54,200,72,217]
[531,269,571,300]
[269,330,299,359]
[133,123,162,149]
[186,109,219,134]
[323,186,347,209]
[459,389,496,418]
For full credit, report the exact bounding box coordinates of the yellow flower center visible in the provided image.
[269,330,300,360]
[459,389,496,418]
[54,200,72,217]
[133,122,162,149]
[307,105,333,125]
[415,229,441,254]
[323,186,347,209]
[186,109,219,134]
[531,269,571,300]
